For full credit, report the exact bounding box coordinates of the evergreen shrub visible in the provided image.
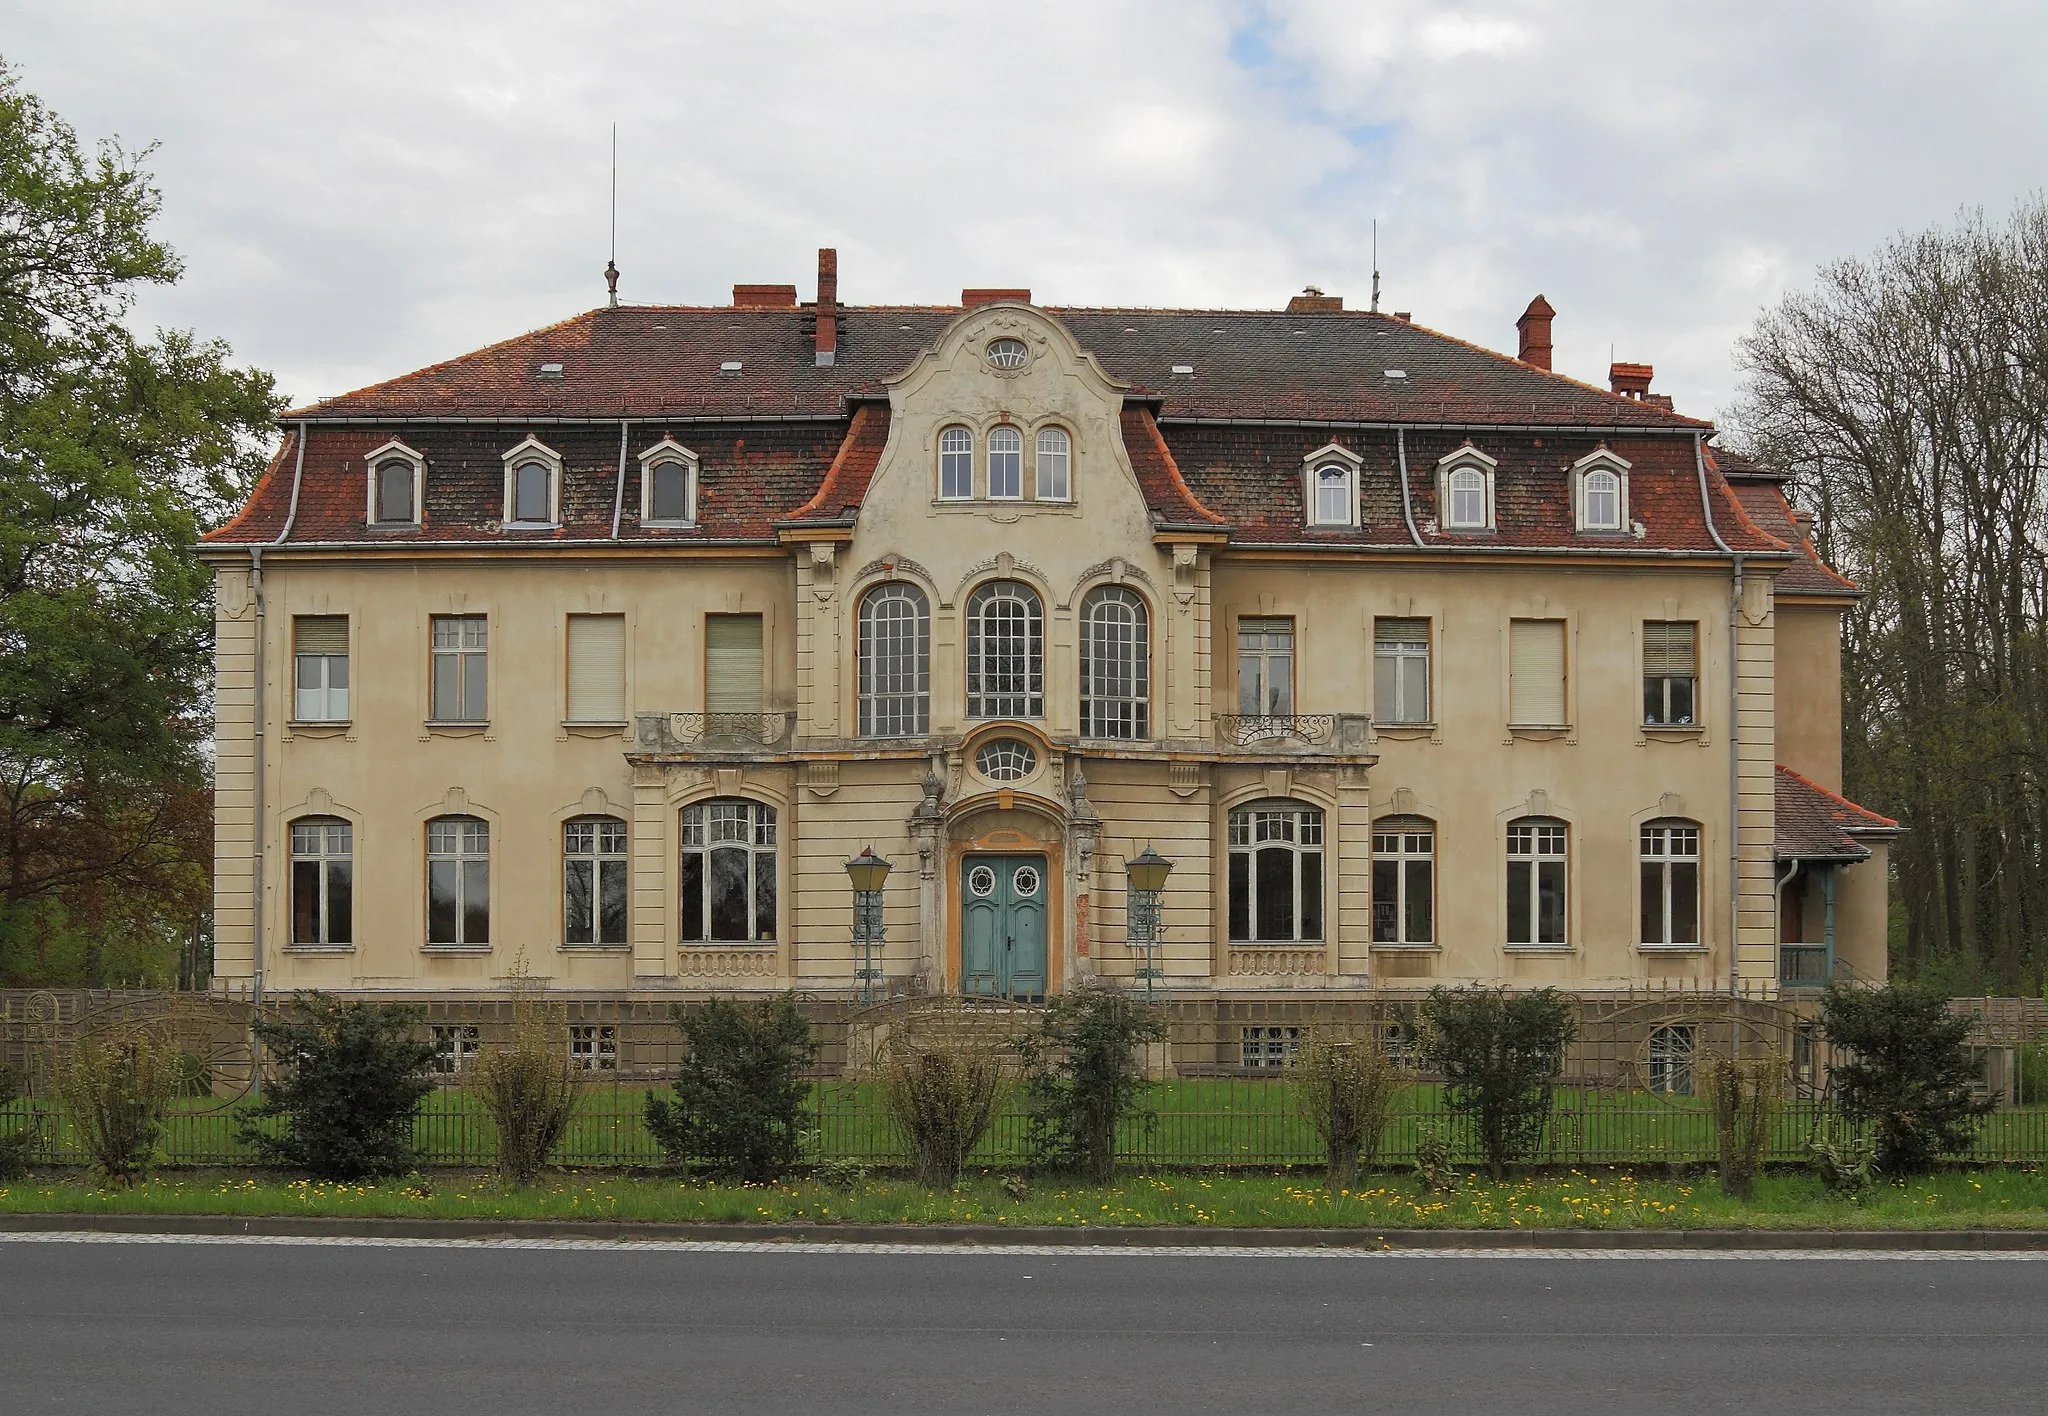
[1820,982,1993,1174]
[1413,985,1575,1181]
[240,994,438,1180]
[645,994,816,1182]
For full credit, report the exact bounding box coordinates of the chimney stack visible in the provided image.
[814,248,838,366]
[1609,362,1654,399]
[1516,295,1555,370]
[1286,286,1344,313]
[962,288,1031,308]
[733,284,797,308]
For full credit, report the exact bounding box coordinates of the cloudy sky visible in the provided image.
[7,1,2044,421]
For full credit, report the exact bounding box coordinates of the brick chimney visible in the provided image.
[733,284,797,308]
[1516,295,1555,370]
[814,248,838,367]
[1286,286,1344,313]
[1609,362,1654,399]
[962,288,1031,308]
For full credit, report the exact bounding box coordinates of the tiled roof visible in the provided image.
[1710,448,1860,596]
[1776,765,1901,861]
[287,304,1708,430]
[787,404,891,525]
[1121,407,1226,528]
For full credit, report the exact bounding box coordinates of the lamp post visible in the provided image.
[843,847,892,1004]
[1125,845,1173,999]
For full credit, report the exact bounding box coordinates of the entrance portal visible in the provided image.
[960,854,1048,1001]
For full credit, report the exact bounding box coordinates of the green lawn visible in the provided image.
[3,1166,2046,1231]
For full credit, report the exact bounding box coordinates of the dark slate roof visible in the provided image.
[286,304,1708,430]
[1776,766,1901,861]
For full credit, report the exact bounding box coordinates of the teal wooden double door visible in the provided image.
[961,855,1048,1001]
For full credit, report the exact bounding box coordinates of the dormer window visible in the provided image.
[1572,448,1631,533]
[501,436,562,527]
[987,426,1024,500]
[1436,446,1498,531]
[363,439,425,526]
[638,438,699,526]
[1301,442,1362,528]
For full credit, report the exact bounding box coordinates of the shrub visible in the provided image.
[1411,1118,1458,1192]
[1809,1120,1878,1195]
[1703,1048,1783,1200]
[0,1059,35,1181]
[471,992,580,1184]
[1290,1034,1401,1190]
[1016,982,1164,1183]
[1819,982,1993,1174]
[240,994,438,1181]
[1413,985,1575,1181]
[55,1024,182,1184]
[877,1023,1011,1188]
[645,994,816,1182]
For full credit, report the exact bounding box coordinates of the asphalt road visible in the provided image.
[2,1237,2043,1414]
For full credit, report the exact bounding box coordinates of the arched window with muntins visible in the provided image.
[939,425,973,500]
[1080,586,1149,739]
[1227,800,1324,943]
[858,582,930,737]
[966,580,1043,718]
[681,799,777,943]
[1313,463,1352,526]
[987,426,1024,500]
[290,817,353,946]
[1036,427,1071,501]
[563,816,628,947]
[1582,468,1621,530]
[1446,466,1488,529]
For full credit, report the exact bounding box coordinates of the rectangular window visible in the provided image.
[680,801,777,943]
[565,614,626,722]
[1371,824,1434,946]
[293,616,350,722]
[1648,1024,1696,1096]
[1507,820,1568,947]
[1372,618,1430,724]
[1508,618,1566,726]
[704,614,764,715]
[1242,1026,1303,1070]
[429,615,488,722]
[1643,621,1699,726]
[427,817,490,947]
[564,818,629,946]
[431,1025,479,1075]
[1640,823,1701,946]
[1237,617,1295,717]
[569,1025,617,1071]
[1226,804,1323,943]
[289,819,353,946]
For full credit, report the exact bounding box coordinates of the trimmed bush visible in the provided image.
[471,992,580,1184]
[55,1025,181,1183]
[1290,1034,1401,1190]
[240,994,438,1180]
[1413,985,1575,1181]
[877,1023,1011,1187]
[645,994,816,1182]
[1820,982,1994,1174]
[1017,982,1164,1183]
[1704,1049,1783,1200]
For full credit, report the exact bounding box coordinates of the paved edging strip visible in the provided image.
[2,1212,2046,1250]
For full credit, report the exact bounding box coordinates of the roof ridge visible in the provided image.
[287,308,603,418]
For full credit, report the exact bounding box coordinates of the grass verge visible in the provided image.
[2,1167,2045,1231]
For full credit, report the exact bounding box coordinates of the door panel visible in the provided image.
[960,855,1048,1000]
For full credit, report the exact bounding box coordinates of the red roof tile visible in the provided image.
[1121,407,1226,528]
[1713,454,1859,596]
[1776,765,1900,861]
[787,404,891,524]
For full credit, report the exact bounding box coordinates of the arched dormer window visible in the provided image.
[857,582,930,737]
[639,438,699,526]
[965,579,1043,718]
[939,425,974,500]
[1436,446,1498,532]
[1035,427,1071,501]
[1302,442,1362,528]
[1572,448,1632,533]
[987,426,1024,500]
[501,436,562,527]
[364,439,424,526]
[1080,585,1149,739]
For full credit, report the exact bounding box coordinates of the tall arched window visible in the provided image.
[1035,427,1071,501]
[987,426,1024,499]
[1313,463,1353,526]
[426,815,490,948]
[681,800,777,942]
[1080,586,1149,739]
[939,425,973,500]
[1640,820,1700,946]
[1371,817,1434,947]
[563,816,627,947]
[966,580,1043,718]
[1506,816,1567,947]
[1227,801,1324,943]
[1446,466,1488,528]
[858,582,930,737]
[290,817,353,946]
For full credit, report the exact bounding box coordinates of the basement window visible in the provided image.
[1242,1026,1303,1070]
[569,1025,618,1071]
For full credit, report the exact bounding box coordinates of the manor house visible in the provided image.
[200,252,1896,1002]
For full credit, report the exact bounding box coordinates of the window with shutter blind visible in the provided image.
[1509,619,1567,726]
[705,614,764,715]
[293,616,349,721]
[566,614,625,722]
[1373,617,1430,723]
[1643,621,1698,725]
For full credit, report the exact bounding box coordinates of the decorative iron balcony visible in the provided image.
[636,712,797,752]
[1213,713,1371,753]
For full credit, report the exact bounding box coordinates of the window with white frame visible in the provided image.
[939,425,974,500]
[565,613,625,722]
[640,442,698,525]
[1648,1023,1695,1095]
[1242,1026,1303,1070]
[1506,817,1568,948]
[680,800,777,943]
[502,438,561,526]
[1312,463,1353,526]
[429,615,488,722]
[987,426,1024,499]
[290,818,352,947]
[858,582,930,737]
[1237,617,1295,716]
[426,815,490,948]
[1080,586,1149,739]
[431,1024,479,1075]
[1035,427,1071,501]
[569,1025,617,1071]
[293,616,349,721]
[1228,801,1324,944]
[1573,450,1631,533]
[1640,821,1701,947]
[371,455,420,525]
[1508,618,1567,727]
[1643,621,1698,726]
[1437,448,1497,531]
[564,816,628,947]
[966,580,1043,718]
[1371,818,1434,947]
[1372,617,1429,723]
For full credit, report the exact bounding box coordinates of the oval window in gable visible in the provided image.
[986,338,1029,370]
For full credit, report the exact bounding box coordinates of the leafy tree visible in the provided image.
[645,994,817,1181]
[1016,982,1164,1183]
[1820,982,1993,1174]
[1290,1033,1402,1190]
[1414,986,1574,1181]
[240,994,438,1180]
[0,57,278,985]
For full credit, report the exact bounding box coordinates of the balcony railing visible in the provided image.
[636,712,797,753]
[1213,713,1370,753]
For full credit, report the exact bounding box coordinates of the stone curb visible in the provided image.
[3,1212,2046,1250]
